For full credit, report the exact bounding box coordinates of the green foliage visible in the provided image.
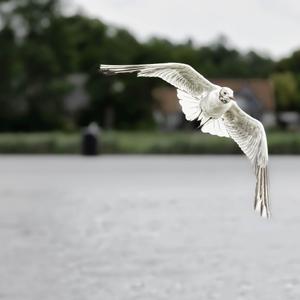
[275,50,300,111]
[271,72,299,111]
[277,50,300,73]
[0,132,80,153]
[0,0,299,132]
[0,131,300,154]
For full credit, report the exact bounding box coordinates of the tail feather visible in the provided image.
[254,166,271,219]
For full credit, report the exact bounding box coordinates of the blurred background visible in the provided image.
[0,0,300,154]
[1,1,300,300]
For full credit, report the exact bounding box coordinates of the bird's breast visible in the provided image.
[201,90,232,118]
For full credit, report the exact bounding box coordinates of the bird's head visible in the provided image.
[219,87,234,104]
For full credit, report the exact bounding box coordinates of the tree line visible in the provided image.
[0,0,299,131]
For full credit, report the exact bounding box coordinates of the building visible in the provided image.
[64,74,89,113]
[152,79,276,130]
[152,87,183,131]
[212,79,275,127]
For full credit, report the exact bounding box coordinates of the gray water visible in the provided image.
[0,155,299,300]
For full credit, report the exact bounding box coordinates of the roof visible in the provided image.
[152,87,181,114]
[152,79,275,114]
[212,79,275,111]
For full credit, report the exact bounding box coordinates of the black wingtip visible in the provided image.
[99,65,116,76]
[197,117,212,130]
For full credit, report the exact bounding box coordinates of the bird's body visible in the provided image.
[201,88,232,118]
[100,63,271,218]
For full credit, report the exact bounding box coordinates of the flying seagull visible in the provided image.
[99,63,270,218]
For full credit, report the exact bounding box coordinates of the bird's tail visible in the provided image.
[254,166,271,219]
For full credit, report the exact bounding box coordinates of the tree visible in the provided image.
[3,0,299,131]
[277,50,300,73]
[0,0,74,131]
[272,72,299,111]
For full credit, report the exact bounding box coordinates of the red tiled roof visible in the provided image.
[211,79,275,111]
[152,79,275,113]
[152,87,181,114]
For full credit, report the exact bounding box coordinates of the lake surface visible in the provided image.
[0,155,300,300]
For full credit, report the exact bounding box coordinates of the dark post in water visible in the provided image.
[81,122,100,156]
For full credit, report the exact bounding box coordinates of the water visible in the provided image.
[0,155,299,300]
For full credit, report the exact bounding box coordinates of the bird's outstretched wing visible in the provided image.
[100,63,217,96]
[223,102,270,218]
[100,63,218,123]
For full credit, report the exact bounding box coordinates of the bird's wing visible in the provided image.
[100,63,218,96]
[100,63,219,123]
[223,101,270,218]
[200,117,230,138]
[176,89,229,137]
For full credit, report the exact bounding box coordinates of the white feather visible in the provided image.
[223,102,270,218]
[177,89,201,121]
[100,63,217,96]
[100,62,271,218]
[201,118,229,138]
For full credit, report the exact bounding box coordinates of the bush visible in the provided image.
[0,130,300,154]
